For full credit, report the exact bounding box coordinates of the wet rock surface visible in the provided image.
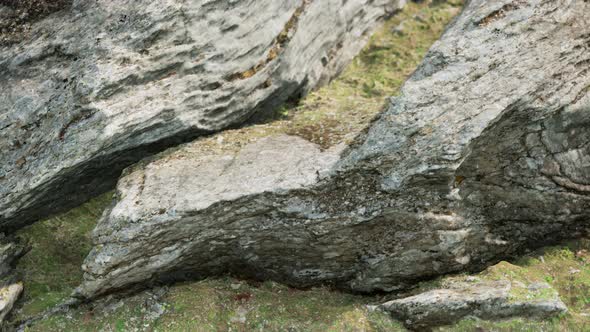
[76,0,590,299]
[379,280,567,330]
[0,0,405,231]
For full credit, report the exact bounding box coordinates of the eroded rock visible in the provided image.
[0,235,27,324]
[0,0,405,231]
[379,280,567,330]
[0,282,23,324]
[77,0,590,299]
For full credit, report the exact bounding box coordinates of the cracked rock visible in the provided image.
[77,0,589,299]
[0,0,405,231]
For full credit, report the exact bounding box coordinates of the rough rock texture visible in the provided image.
[0,235,27,324]
[379,280,567,330]
[0,282,23,324]
[77,0,590,299]
[0,0,405,231]
[0,235,27,281]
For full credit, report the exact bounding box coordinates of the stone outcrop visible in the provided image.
[0,282,23,324]
[0,235,27,324]
[76,0,590,299]
[0,0,405,231]
[379,279,567,330]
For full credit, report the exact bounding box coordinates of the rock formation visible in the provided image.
[0,283,23,324]
[379,279,567,330]
[75,0,590,299]
[0,235,27,323]
[0,0,405,231]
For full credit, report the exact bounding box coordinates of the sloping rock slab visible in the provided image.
[78,135,346,298]
[0,0,405,231]
[379,280,567,330]
[77,0,590,299]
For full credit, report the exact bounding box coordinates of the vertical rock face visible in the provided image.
[76,0,590,299]
[0,0,405,231]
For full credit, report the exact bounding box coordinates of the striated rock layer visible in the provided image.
[0,0,405,231]
[77,0,590,299]
[379,280,567,329]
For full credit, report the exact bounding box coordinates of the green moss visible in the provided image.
[433,242,590,331]
[13,192,113,319]
[174,0,464,153]
[26,278,404,332]
[282,0,463,148]
[437,315,587,332]
[154,279,404,332]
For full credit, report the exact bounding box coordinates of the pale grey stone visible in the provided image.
[0,0,405,231]
[379,280,567,329]
[76,0,590,299]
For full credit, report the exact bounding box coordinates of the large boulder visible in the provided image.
[76,0,590,299]
[0,0,405,231]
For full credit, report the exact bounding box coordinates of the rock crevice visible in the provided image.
[0,0,405,231]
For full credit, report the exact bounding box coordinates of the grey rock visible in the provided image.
[0,235,28,325]
[0,234,27,281]
[0,0,405,231]
[0,282,23,324]
[379,280,567,329]
[76,0,590,299]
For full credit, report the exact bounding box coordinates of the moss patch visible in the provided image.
[162,0,464,155]
[13,192,113,320]
[433,241,590,331]
[26,279,405,332]
[156,280,402,332]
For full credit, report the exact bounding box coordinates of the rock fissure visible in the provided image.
[74,0,590,300]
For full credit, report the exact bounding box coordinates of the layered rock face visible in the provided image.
[77,0,590,299]
[379,280,567,329]
[0,0,405,231]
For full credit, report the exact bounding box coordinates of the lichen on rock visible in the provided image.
[0,0,405,232]
[76,0,590,300]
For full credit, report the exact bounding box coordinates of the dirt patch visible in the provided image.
[0,0,71,46]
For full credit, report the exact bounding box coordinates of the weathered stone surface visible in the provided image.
[77,0,590,299]
[0,0,405,231]
[379,280,567,329]
[0,235,27,325]
[0,282,23,324]
[0,234,27,281]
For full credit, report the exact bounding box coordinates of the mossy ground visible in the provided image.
[433,242,590,331]
[150,0,464,158]
[30,279,404,332]
[13,192,113,321]
[16,1,590,331]
[0,0,71,46]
